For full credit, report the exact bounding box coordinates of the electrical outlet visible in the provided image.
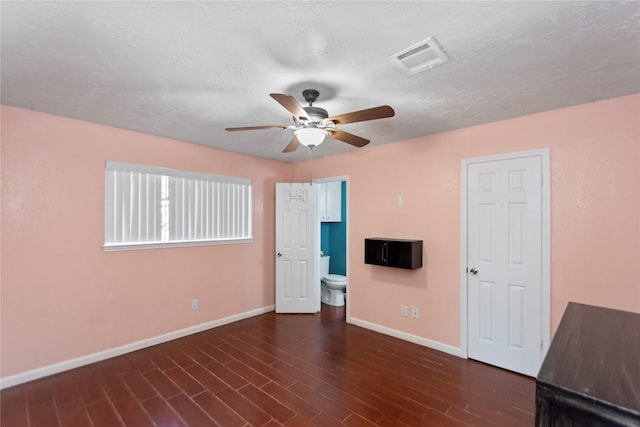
[412,307,419,319]
[401,305,408,317]
[191,299,199,310]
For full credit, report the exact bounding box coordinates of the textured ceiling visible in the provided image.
[2,1,639,162]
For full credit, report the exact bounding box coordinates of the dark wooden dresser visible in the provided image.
[536,302,640,426]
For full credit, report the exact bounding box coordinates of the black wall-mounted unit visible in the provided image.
[364,238,423,269]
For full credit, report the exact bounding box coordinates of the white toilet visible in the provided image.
[320,256,347,306]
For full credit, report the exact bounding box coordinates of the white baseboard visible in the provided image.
[347,316,464,358]
[0,305,275,390]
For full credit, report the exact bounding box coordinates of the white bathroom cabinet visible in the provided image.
[318,181,342,222]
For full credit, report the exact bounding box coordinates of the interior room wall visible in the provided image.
[1,93,638,383]
[294,93,640,351]
[0,106,293,380]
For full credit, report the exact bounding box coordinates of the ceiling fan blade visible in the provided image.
[327,128,370,148]
[282,136,301,153]
[270,93,309,121]
[328,105,395,125]
[225,125,287,131]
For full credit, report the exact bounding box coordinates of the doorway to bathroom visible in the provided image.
[315,176,349,319]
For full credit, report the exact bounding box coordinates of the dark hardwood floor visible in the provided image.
[1,305,535,426]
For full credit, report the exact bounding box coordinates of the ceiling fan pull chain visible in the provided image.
[308,146,314,183]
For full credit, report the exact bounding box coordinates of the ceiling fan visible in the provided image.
[225,89,395,153]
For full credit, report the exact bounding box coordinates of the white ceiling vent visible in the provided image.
[389,36,449,75]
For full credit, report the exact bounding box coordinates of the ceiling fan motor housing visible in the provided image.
[300,89,328,122]
[303,106,329,121]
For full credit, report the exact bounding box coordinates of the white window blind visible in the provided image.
[105,161,252,250]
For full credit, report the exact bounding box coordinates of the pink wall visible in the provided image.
[0,106,292,378]
[2,94,639,381]
[296,94,640,348]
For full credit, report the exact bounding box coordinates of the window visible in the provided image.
[104,161,252,251]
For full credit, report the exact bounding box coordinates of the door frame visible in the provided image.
[313,175,350,319]
[460,148,551,363]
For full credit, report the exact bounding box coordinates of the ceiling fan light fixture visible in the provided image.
[295,127,327,147]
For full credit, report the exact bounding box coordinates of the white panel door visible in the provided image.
[467,155,543,376]
[275,183,319,313]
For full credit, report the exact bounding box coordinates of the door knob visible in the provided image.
[277,252,282,257]
[469,268,478,275]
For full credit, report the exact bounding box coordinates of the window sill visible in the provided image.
[103,238,253,252]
